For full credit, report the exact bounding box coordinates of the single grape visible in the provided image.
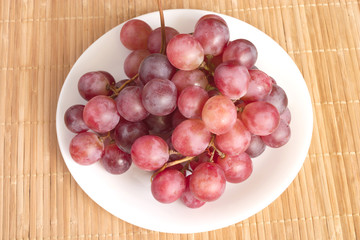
[171,108,187,128]
[178,86,209,119]
[83,95,120,133]
[171,69,208,93]
[280,107,291,125]
[131,135,169,171]
[100,143,132,174]
[120,19,152,50]
[142,78,177,116]
[144,114,172,134]
[69,132,104,165]
[115,86,149,122]
[147,26,179,53]
[241,101,280,136]
[194,18,230,56]
[180,176,206,208]
[113,121,149,154]
[215,152,253,183]
[64,105,89,133]
[195,14,227,28]
[263,84,288,114]
[241,69,273,102]
[189,162,226,202]
[151,169,186,203]
[78,71,115,101]
[172,119,211,156]
[166,34,204,70]
[189,152,210,171]
[202,95,237,135]
[222,39,258,69]
[214,61,250,99]
[245,135,266,158]
[215,119,251,156]
[261,119,291,148]
[124,49,150,78]
[138,53,176,84]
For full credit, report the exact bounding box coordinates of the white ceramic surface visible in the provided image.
[56,9,313,233]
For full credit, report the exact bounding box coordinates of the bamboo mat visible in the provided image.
[1,0,360,239]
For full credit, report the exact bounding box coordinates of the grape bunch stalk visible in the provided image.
[64,1,291,208]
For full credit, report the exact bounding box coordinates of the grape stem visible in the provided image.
[157,0,166,54]
[169,149,180,155]
[151,156,196,181]
[199,60,214,76]
[208,135,226,159]
[109,73,138,98]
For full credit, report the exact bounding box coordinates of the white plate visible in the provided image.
[56,9,313,233]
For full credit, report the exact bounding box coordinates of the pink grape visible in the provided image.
[147,26,179,53]
[264,84,288,114]
[189,162,226,202]
[83,95,120,133]
[202,95,237,135]
[144,114,172,134]
[245,135,266,158]
[151,169,186,203]
[142,78,177,116]
[178,86,209,119]
[100,144,132,174]
[194,18,230,56]
[261,119,291,148]
[120,19,152,50]
[280,107,291,125]
[180,176,206,208]
[222,39,258,69]
[131,135,169,171]
[215,119,251,156]
[172,119,211,156]
[78,71,115,101]
[115,86,149,122]
[69,132,104,165]
[171,69,208,93]
[190,152,210,171]
[124,49,150,78]
[64,105,89,133]
[196,14,227,28]
[138,53,176,84]
[171,109,187,128]
[113,121,149,154]
[241,69,273,102]
[241,101,280,136]
[214,61,250,99]
[215,152,253,183]
[166,34,204,70]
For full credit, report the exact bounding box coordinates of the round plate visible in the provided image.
[56,9,313,233]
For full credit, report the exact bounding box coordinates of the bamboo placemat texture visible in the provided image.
[1,0,360,239]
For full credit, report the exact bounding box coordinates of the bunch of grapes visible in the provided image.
[64,13,291,208]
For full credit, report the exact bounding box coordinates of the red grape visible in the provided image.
[131,135,169,171]
[180,176,206,208]
[69,132,104,165]
[166,34,204,70]
[113,121,149,154]
[78,71,115,101]
[241,69,272,102]
[124,49,150,78]
[120,19,152,50]
[151,169,186,203]
[222,39,258,69]
[215,152,253,183]
[147,26,179,53]
[83,95,120,133]
[189,162,226,202]
[144,114,172,134]
[142,78,177,116]
[264,84,288,114]
[202,95,237,135]
[64,105,89,133]
[171,69,208,93]
[177,86,209,119]
[261,119,291,148]
[245,135,266,158]
[280,107,291,125]
[138,53,176,84]
[196,14,227,28]
[100,144,132,174]
[214,61,250,99]
[241,101,280,136]
[215,119,251,156]
[172,119,211,156]
[115,86,149,122]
